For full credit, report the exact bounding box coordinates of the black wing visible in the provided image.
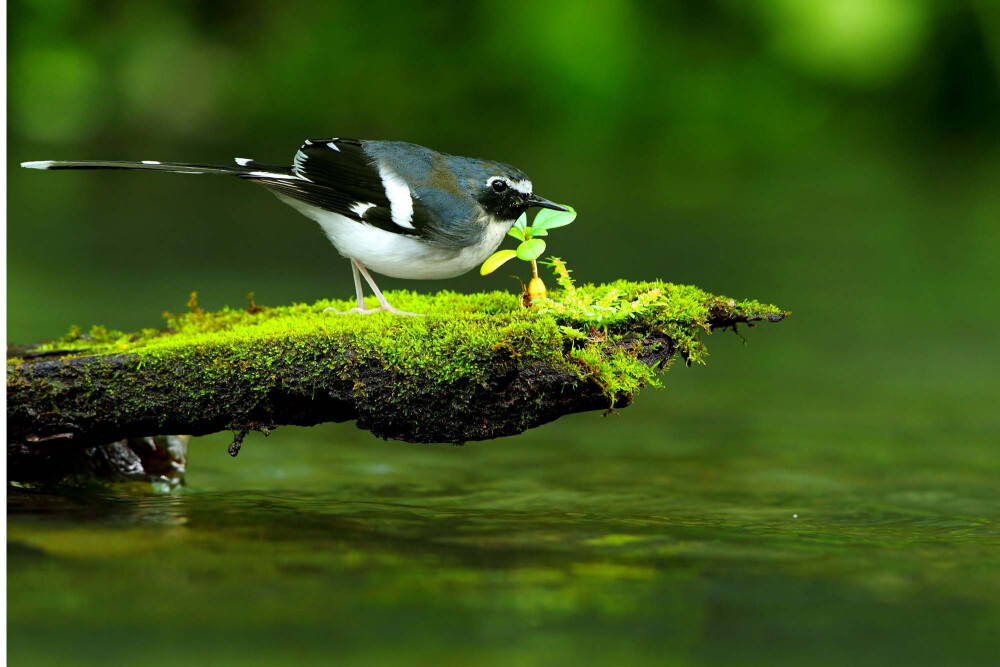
[243,138,432,236]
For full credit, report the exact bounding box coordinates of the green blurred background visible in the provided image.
[7,1,1000,665]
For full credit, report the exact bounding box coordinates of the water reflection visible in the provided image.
[7,414,1000,666]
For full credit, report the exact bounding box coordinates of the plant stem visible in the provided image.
[530,259,539,280]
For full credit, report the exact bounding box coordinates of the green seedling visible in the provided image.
[480,205,577,303]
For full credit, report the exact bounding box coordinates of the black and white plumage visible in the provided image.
[22,138,567,316]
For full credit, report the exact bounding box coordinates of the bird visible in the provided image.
[20,138,568,316]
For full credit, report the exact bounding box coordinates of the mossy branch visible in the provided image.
[7,281,785,450]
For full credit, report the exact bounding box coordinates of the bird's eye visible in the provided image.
[491,179,508,193]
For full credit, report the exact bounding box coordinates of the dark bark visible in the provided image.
[7,331,676,451]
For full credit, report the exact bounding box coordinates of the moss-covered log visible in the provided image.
[7,280,785,451]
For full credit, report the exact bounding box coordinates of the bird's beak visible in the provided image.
[525,194,570,212]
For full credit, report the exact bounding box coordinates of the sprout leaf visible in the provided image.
[516,238,546,261]
[531,205,576,233]
[514,212,528,233]
[480,249,518,275]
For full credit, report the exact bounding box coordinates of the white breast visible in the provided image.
[275,195,511,280]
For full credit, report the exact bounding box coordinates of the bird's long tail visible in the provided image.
[19,158,292,178]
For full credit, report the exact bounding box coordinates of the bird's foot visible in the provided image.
[380,305,424,317]
[322,305,423,316]
[323,306,384,315]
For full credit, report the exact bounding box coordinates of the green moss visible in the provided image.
[8,282,785,442]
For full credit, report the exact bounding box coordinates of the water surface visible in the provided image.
[9,353,999,665]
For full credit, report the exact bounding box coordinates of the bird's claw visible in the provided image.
[323,306,384,315]
[379,306,424,317]
[322,305,423,316]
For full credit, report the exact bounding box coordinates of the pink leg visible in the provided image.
[351,260,366,309]
[324,259,385,315]
[355,261,423,316]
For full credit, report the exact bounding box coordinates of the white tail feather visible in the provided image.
[18,159,295,178]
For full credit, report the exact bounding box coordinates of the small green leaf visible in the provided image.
[558,325,588,340]
[507,226,525,241]
[514,212,528,232]
[524,226,547,237]
[516,238,546,261]
[532,205,576,232]
[480,249,518,275]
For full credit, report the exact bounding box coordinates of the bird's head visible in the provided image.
[463,160,569,223]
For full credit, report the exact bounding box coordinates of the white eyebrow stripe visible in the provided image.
[327,142,340,152]
[350,201,376,218]
[234,157,252,166]
[487,176,532,194]
[141,160,161,165]
[376,162,415,229]
[21,161,54,169]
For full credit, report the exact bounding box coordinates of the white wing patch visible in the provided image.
[234,157,252,166]
[248,171,298,179]
[141,160,161,165]
[291,150,314,181]
[350,201,376,218]
[376,162,416,230]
